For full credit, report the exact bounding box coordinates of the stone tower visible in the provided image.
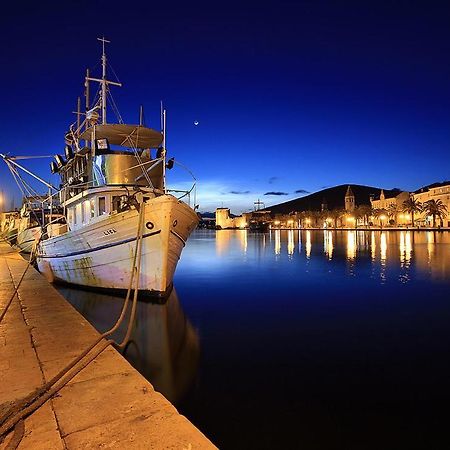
[215,208,231,229]
[345,185,355,212]
[379,189,385,209]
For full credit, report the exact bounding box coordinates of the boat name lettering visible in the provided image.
[103,228,117,236]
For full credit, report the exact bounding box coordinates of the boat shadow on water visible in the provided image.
[57,285,200,405]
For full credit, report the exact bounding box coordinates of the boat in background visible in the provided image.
[16,196,66,253]
[0,211,20,244]
[2,39,198,296]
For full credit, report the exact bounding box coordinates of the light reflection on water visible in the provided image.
[208,229,450,282]
[59,229,450,449]
[175,229,450,449]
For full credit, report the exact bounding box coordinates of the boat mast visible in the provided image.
[99,36,109,124]
[85,38,122,126]
[162,109,167,193]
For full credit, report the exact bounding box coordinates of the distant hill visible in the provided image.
[199,211,216,219]
[414,180,450,194]
[263,184,402,215]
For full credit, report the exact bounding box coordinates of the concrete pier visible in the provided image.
[0,241,216,449]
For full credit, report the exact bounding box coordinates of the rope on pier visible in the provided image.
[0,243,37,324]
[0,205,146,446]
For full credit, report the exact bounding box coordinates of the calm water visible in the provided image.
[59,230,450,449]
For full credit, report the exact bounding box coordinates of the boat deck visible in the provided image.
[0,240,215,449]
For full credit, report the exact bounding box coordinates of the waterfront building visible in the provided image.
[344,185,355,212]
[370,189,410,226]
[413,182,450,227]
[215,208,247,229]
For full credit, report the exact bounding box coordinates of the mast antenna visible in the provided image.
[85,38,122,126]
[97,36,110,125]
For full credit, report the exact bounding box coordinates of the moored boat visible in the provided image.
[16,196,65,253]
[3,39,199,296]
[1,211,20,244]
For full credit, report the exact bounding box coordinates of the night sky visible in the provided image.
[1,1,449,213]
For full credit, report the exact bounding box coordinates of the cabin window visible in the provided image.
[76,203,82,225]
[90,199,95,218]
[68,208,74,225]
[84,201,91,223]
[112,196,121,213]
[80,202,85,224]
[98,197,106,215]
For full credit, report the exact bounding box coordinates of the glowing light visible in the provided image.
[287,229,295,255]
[399,231,405,265]
[305,218,311,224]
[371,231,376,260]
[275,229,281,255]
[239,229,248,252]
[346,216,355,222]
[380,232,387,262]
[325,230,333,259]
[380,215,386,221]
[305,230,311,258]
[405,231,412,264]
[347,231,356,259]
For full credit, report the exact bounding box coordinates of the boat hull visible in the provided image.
[36,195,198,295]
[17,226,41,253]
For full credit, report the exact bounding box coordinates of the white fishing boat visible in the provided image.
[16,197,65,253]
[3,39,198,295]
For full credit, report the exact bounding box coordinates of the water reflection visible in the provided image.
[210,230,450,281]
[287,230,295,256]
[58,287,199,404]
[305,230,312,259]
[399,231,412,268]
[347,231,356,260]
[324,230,333,259]
[274,229,281,255]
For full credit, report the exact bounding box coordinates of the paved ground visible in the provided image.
[0,241,216,449]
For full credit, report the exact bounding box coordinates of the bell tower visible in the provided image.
[345,185,355,212]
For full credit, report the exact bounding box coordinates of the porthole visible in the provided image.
[172,220,178,227]
[146,221,154,230]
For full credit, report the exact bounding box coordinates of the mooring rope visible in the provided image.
[0,204,146,446]
[0,243,37,324]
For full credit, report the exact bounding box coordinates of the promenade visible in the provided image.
[0,240,215,449]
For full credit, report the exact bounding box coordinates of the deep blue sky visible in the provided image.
[1,0,449,213]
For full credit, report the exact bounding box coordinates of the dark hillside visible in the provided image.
[264,184,401,215]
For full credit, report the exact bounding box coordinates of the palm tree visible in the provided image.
[402,196,422,227]
[387,204,398,226]
[372,208,387,228]
[356,205,372,227]
[329,209,344,228]
[422,199,448,228]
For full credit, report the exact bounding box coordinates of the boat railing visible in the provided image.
[166,159,197,209]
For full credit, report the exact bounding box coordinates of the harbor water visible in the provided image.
[58,229,450,449]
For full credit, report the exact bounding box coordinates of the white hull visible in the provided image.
[37,195,198,295]
[17,226,41,253]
